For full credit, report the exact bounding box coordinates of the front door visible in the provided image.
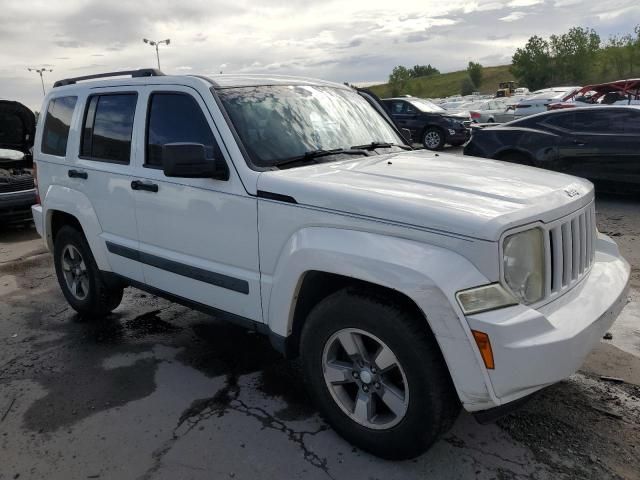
[130,86,262,322]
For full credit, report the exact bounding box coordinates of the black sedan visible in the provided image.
[382,97,470,150]
[464,106,640,190]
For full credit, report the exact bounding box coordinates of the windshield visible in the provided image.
[217,85,403,167]
[407,98,445,113]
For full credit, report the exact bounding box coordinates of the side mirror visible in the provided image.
[401,128,412,143]
[162,143,229,180]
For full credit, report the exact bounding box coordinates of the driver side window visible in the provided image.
[145,92,220,167]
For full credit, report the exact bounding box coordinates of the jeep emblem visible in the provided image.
[564,188,580,198]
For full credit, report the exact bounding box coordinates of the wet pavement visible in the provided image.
[1,191,639,480]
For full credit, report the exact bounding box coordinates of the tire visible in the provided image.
[487,118,495,123]
[53,225,123,318]
[422,127,445,150]
[300,289,460,459]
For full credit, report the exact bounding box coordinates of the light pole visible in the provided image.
[27,68,53,96]
[143,38,170,70]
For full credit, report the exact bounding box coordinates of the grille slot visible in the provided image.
[547,203,596,297]
[0,175,34,194]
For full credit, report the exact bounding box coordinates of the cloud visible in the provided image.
[500,11,527,21]
[508,0,542,6]
[53,40,84,48]
[0,0,639,110]
[406,32,430,43]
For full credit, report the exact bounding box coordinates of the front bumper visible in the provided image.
[0,189,37,224]
[446,128,471,144]
[465,233,630,409]
[31,204,44,237]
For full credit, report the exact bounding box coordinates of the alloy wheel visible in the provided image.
[322,328,409,429]
[61,244,89,301]
[424,131,442,149]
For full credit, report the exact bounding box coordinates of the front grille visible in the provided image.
[0,175,34,194]
[545,203,596,298]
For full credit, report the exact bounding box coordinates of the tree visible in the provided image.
[549,27,600,83]
[467,62,483,87]
[511,35,552,91]
[409,64,440,78]
[460,76,476,96]
[388,66,411,96]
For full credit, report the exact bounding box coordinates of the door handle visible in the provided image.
[68,169,88,179]
[131,180,159,193]
[572,139,586,147]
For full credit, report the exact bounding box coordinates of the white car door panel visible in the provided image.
[71,89,145,282]
[129,86,262,322]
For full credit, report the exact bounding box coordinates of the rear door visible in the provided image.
[130,85,262,321]
[554,109,640,184]
[71,89,145,282]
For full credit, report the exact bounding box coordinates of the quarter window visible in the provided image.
[41,96,77,156]
[81,93,137,163]
[145,93,218,167]
[572,110,613,134]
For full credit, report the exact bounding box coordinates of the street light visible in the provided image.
[143,38,170,70]
[27,68,53,96]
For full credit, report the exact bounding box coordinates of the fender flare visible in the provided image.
[264,227,498,406]
[42,184,111,271]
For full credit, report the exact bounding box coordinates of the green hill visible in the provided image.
[368,65,516,99]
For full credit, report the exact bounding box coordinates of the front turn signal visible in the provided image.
[472,330,495,370]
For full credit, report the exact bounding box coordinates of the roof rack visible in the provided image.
[53,68,165,88]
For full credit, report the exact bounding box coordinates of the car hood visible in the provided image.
[257,150,593,241]
[0,100,36,154]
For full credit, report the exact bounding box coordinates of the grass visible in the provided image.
[368,65,517,99]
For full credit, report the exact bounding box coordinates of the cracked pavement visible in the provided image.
[1,190,639,479]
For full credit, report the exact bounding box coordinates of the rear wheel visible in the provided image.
[300,289,459,459]
[422,128,445,150]
[54,226,123,318]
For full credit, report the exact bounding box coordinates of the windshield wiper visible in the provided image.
[274,148,368,169]
[350,142,413,151]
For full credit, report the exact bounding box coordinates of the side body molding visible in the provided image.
[263,227,497,407]
[41,185,111,271]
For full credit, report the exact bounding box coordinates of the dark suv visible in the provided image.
[0,100,37,225]
[382,97,470,150]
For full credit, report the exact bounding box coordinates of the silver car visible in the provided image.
[468,99,516,123]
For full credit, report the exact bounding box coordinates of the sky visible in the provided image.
[1,0,639,110]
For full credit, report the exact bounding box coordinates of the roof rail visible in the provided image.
[53,68,165,88]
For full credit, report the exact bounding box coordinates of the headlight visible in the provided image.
[503,228,545,304]
[456,283,518,315]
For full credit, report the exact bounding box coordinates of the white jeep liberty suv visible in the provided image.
[31,69,630,459]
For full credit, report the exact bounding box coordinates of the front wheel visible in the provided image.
[53,226,123,319]
[422,128,445,150]
[300,289,459,459]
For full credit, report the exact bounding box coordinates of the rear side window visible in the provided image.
[600,109,640,134]
[539,112,575,131]
[572,110,614,134]
[42,96,77,156]
[81,93,137,163]
[145,93,217,167]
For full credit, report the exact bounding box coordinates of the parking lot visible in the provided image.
[1,142,639,479]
